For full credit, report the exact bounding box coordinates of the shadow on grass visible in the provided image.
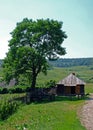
[13,94,88,105]
[26,95,87,105]
[56,95,87,101]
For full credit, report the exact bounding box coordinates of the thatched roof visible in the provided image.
[57,73,86,86]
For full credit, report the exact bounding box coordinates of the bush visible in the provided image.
[0,100,20,120]
[0,87,26,94]
[46,80,56,88]
[90,67,93,70]
[1,88,9,94]
[9,88,24,94]
[9,88,16,94]
[15,88,24,93]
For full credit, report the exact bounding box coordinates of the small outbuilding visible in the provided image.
[56,73,86,96]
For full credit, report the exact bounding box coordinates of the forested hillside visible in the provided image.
[0,58,93,68]
[49,57,93,67]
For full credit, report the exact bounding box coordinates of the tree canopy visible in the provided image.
[3,18,67,88]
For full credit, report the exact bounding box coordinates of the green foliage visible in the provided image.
[0,100,20,121]
[1,64,93,129]
[37,66,93,87]
[49,57,93,67]
[0,95,85,130]
[1,88,9,94]
[3,18,67,88]
[46,80,56,88]
[0,87,25,94]
[90,67,93,70]
[9,87,25,94]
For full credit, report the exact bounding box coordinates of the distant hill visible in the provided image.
[0,58,93,68]
[48,57,93,67]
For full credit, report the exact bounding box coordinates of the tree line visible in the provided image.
[1,58,93,68]
[49,58,93,67]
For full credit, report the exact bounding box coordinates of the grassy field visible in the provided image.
[0,66,93,130]
[37,66,93,88]
[0,96,86,130]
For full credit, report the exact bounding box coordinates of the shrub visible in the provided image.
[46,80,56,88]
[90,67,93,70]
[1,88,9,94]
[15,88,24,93]
[0,100,20,120]
[9,88,24,94]
[9,88,16,94]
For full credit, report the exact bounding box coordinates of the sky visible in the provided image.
[0,0,93,59]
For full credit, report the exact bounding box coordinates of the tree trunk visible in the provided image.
[29,72,37,102]
[29,66,41,102]
[31,75,36,90]
[30,69,37,91]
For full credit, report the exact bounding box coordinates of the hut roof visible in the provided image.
[57,73,86,86]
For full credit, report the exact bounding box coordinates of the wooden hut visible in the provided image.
[56,73,85,96]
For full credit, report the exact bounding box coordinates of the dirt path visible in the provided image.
[80,93,93,130]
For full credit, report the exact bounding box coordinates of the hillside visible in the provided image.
[1,58,93,68]
[49,57,93,67]
[37,66,93,85]
[0,63,93,129]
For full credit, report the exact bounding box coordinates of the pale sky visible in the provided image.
[0,0,93,59]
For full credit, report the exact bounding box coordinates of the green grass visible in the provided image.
[85,83,93,94]
[0,96,86,130]
[0,66,93,129]
[37,66,93,87]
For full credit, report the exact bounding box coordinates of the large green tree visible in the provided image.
[3,18,67,89]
